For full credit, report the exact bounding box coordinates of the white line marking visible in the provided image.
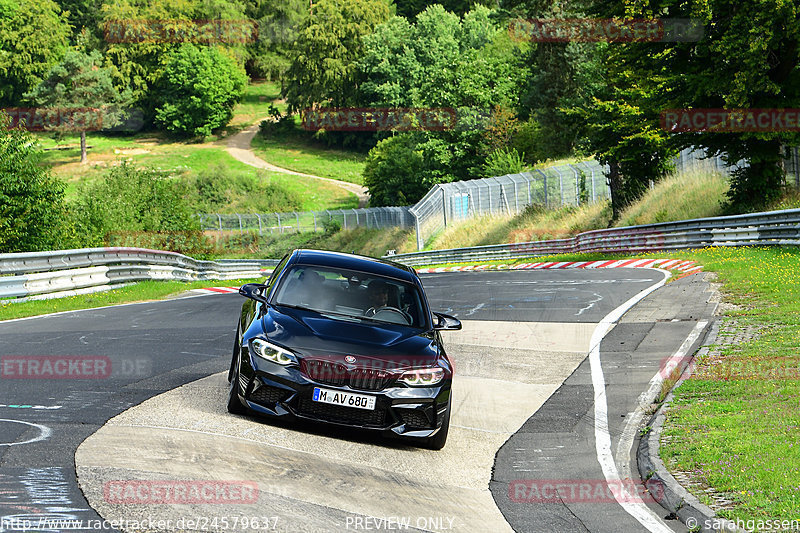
[588,268,675,533]
[0,404,62,410]
[0,419,52,446]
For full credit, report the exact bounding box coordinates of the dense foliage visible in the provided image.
[152,45,247,137]
[3,0,800,247]
[70,161,200,247]
[356,5,530,205]
[0,0,71,107]
[0,114,69,252]
[24,50,132,162]
[283,0,391,112]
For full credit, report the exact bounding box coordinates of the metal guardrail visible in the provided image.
[0,247,278,300]
[6,208,800,300]
[385,208,800,266]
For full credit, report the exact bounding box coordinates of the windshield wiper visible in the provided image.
[319,312,363,323]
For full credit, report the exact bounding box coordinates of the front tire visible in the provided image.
[227,334,247,415]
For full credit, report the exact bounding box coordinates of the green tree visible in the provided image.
[0,113,68,252]
[593,0,800,211]
[100,0,249,119]
[358,5,529,203]
[55,0,100,37]
[244,0,306,81]
[393,0,496,18]
[24,50,132,164]
[556,35,673,220]
[577,86,675,220]
[152,44,247,137]
[0,0,71,107]
[283,0,391,111]
[516,0,598,159]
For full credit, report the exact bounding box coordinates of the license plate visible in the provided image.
[312,387,376,410]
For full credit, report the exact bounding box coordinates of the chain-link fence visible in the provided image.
[674,145,800,186]
[198,207,414,235]
[409,160,608,249]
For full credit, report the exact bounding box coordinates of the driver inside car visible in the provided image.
[364,280,390,316]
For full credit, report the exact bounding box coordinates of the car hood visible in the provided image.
[257,306,440,368]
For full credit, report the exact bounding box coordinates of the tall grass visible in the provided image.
[424,168,732,250]
[617,169,729,226]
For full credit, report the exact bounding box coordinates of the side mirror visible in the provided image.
[239,283,269,304]
[433,312,462,331]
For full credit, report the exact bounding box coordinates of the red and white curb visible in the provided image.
[416,258,703,275]
[190,286,240,295]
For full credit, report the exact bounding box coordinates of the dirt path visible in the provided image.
[224,119,369,208]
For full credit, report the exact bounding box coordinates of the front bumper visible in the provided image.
[237,351,451,439]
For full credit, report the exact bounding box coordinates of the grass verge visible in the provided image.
[0,279,261,322]
[423,169,730,251]
[655,246,800,524]
[251,133,366,185]
[230,80,285,127]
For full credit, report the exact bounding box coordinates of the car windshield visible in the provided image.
[273,265,427,328]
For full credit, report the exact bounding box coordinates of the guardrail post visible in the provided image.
[216,214,222,232]
[295,212,300,233]
[236,214,243,235]
[313,212,318,232]
[256,214,262,236]
[277,213,282,233]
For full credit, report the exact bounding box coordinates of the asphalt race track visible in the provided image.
[0,268,716,533]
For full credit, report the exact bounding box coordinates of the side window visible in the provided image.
[265,254,290,295]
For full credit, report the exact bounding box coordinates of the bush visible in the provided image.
[153,44,248,137]
[189,164,304,213]
[512,118,547,164]
[71,161,200,247]
[483,147,525,178]
[0,115,69,252]
[322,217,342,235]
[363,134,428,207]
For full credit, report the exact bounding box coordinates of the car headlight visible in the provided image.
[398,367,445,386]
[250,338,297,366]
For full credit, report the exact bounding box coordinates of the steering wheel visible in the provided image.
[365,306,412,325]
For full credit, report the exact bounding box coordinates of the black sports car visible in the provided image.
[227,249,461,449]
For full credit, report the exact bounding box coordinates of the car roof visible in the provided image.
[291,249,418,283]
